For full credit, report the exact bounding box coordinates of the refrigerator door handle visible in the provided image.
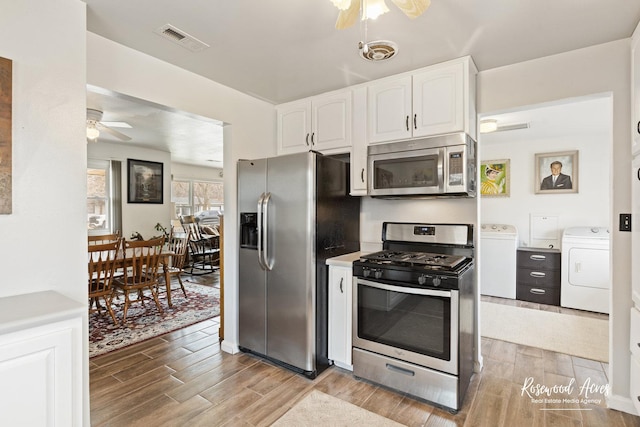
[257,193,267,270]
[262,192,273,270]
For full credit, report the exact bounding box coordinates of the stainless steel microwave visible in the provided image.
[367,133,476,198]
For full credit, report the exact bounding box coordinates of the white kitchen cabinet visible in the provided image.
[631,308,640,414]
[350,86,368,195]
[277,90,352,155]
[327,262,355,370]
[0,291,85,426]
[632,21,640,156]
[633,156,640,307]
[367,56,477,144]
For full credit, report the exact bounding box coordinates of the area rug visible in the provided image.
[89,282,219,358]
[272,390,404,427]
[481,301,608,362]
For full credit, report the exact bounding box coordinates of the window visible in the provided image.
[171,179,223,222]
[87,160,110,233]
[87,160,122,235]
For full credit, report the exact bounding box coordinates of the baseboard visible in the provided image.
[221,339,239,355]
[607,393,639,416]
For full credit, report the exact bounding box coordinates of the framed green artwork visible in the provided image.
[480,159,510,197]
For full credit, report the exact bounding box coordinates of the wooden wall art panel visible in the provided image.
[0,56,11,214]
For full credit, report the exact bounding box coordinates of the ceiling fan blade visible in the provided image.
[96,122,132,141]
[390,0,430,19]
[335,0,360,29]
[100,121,132,129]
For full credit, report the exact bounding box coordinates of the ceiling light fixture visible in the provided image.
[331,0,431,29]
[361,0,390,20]
[479,119,498,133]
[86,121,100,141]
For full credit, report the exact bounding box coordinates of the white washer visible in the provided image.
[561,226,610,314]
[480,224,518,299]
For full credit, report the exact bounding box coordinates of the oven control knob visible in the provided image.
[432,277,442,287]
[374,269,383,279]
[418,274,427,285]
[363,267,370,278]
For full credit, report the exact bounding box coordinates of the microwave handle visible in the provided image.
[356,278,452,298]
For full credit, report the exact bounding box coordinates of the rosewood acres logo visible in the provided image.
[521,376,610,407]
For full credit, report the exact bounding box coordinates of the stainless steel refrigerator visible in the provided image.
[238,151,360,378]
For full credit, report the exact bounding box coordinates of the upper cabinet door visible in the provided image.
[368,76,412,143]
[277,100,312,155]
[312,91,352,151]
[412,61,464,138]
[632,24,640,157]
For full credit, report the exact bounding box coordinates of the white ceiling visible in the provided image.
[83,0,640,167]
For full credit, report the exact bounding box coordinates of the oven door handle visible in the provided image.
[356,278,452,298]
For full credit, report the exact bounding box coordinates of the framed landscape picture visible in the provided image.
[535,150,578,194]
[127,159,163,204]
[480,159,510,197]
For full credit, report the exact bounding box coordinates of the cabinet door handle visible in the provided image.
[311,132,315,145]
[637,168,640,181]
[361,168,365,183]
[414,114,417,130]
[405,115,410,131]
[339,277,344,293]
[530,271,546,278]
[637,121,640,134]
[530,255,546,261]
[530,288,546,295]
[305,133,310,146]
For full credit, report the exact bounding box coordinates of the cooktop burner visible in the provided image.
[360,250,467,269]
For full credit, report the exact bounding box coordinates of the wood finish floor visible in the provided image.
[90,317,640,427]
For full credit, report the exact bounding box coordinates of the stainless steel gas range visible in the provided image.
[352,222,475,412]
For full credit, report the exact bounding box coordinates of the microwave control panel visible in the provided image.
[448,151,464,186]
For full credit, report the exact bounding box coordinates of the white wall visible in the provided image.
[477,39,634,413]
[0,0,89,423]
[86,32,276,356]
[480,96,612,247]
[88,141,172,239]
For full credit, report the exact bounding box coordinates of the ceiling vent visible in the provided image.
[154,24,210,52]
[358,40,398,62]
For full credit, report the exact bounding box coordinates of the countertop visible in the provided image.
[325,251,365,267]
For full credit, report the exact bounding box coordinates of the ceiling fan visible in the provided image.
[86,108,132,142]
[331,0,431,30]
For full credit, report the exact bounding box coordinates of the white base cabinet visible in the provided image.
[630,307,640,415]
[327,264,354,370]
[0,291,85,426]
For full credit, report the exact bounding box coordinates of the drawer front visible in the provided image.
[631,356,640,415]
[631,308,640,360]
[517,250,560,270]
[516,284,560,306]
[517,268,561,287]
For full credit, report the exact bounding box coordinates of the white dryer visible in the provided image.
[560,227,610,314]
[480,224,518,299]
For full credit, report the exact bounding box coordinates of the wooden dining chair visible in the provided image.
[88,239,121,325]
[159,230,191,304]
[88,231,121,245]
[112,236,165,323]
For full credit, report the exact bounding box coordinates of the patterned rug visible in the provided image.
[89,281,220,358]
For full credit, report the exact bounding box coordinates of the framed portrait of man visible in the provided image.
[480,159,510,197]
[535,150,578,194]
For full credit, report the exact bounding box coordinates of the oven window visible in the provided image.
[357,283,451,360]
[373,155,439,189]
